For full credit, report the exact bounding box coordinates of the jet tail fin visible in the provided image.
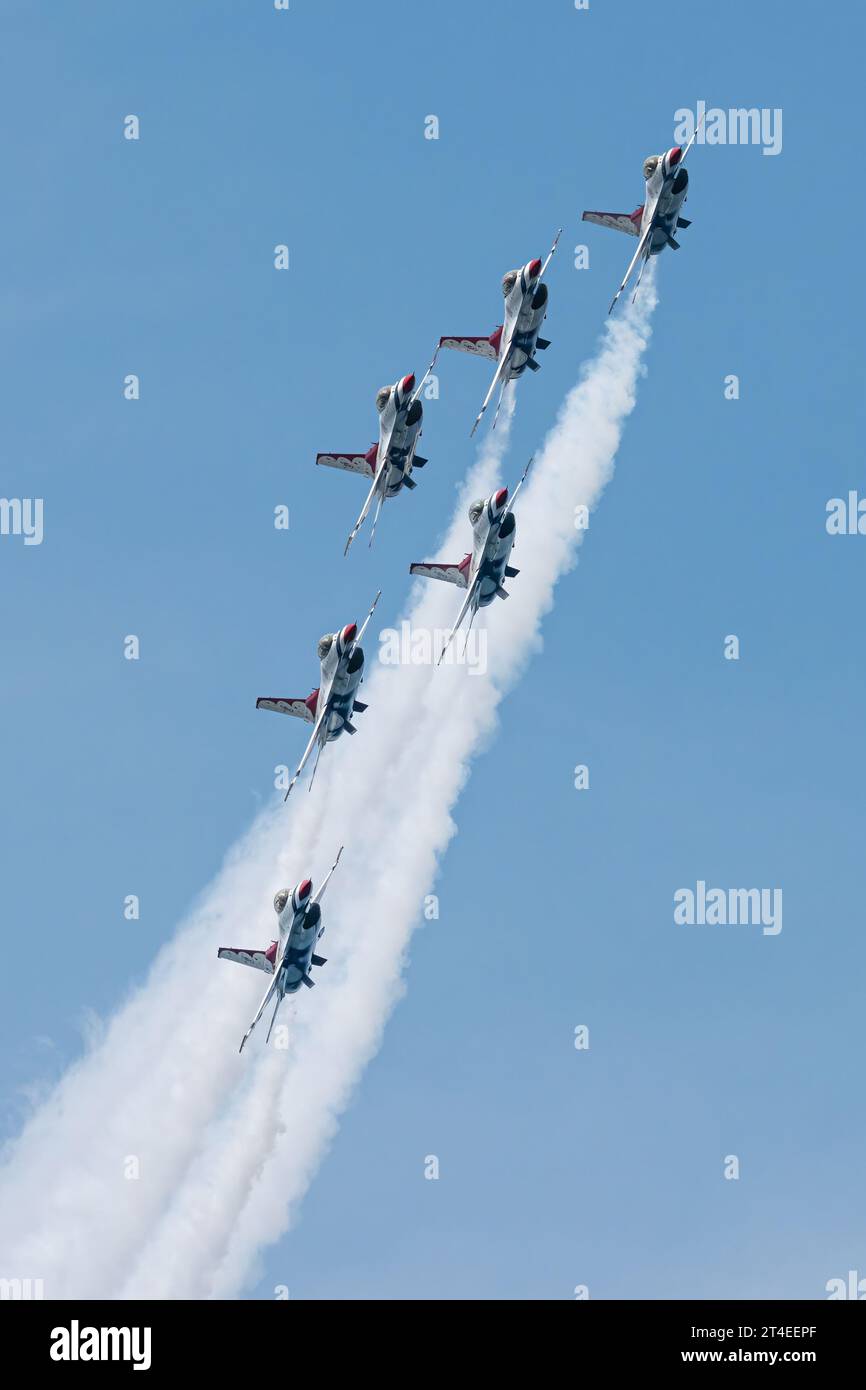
[311,954,327,967]
[301,975,315,989]
[403,475,417,490]
[353,699,368,713]
[524,357,540,372]
[496,585,509,600]
[504,565,519,578]
[412,455,428,468]
[676,217,691,228]
[666,233,681,250]
[535,337,551,350]
[343,719,358,735]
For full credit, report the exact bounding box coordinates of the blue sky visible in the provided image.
[1,0,864,1298]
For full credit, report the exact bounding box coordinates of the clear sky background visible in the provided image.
[1,0,864,1298]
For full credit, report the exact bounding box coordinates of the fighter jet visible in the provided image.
[434,232,560,436]
[256,591,380,799]
[582,117,703,313]
[317,365,436,555]
[219,847,343,1053]
[409,458,533,664]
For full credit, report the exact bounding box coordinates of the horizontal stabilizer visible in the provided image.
[504,565,519,578]
[353,699,368,713]
[582,209,642,237]
[496,585,509,599]
[676,217,691,228]
[666,234,681,250]
[409,560,469,589]
[218,946,274,976]
[403,475,417,489]
[524,357,540,372]
[343,719,358,735]
[413,455,428,468]
[437,335,498,361]
[256,697,316,723]
[535,337,550,350]
[316,452,375,479]
[301,974,315,988]
[311,954,327,967]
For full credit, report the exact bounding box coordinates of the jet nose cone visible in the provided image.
[494,487,508,509]
[401,373,415,394]
[668,145,682,166]
[528,258,542,279]
[298,878,312,900]
[342,622,358,644]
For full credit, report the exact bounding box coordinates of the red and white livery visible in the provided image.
[410,458,533,663]
[219,848,343,1052]
[256,591,381,799]
[317,365,436,555]
[583,117,703,313]
[433,231,561,436]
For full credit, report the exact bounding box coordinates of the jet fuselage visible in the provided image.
[641,148,689,256]
[376,374,424,496]
[271,883,325,996]
[501,259,548,379]
[468,489,517,607]
[315,624,365,744]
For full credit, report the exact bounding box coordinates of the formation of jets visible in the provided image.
[221,129,700,1051]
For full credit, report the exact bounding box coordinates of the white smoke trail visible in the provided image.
[120,279,658,1298]
[0,279,656,1298]
[0,400,513,1299]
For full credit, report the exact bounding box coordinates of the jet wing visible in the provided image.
[437,335,499,361]
[438,577,481,664]
[581,209,642,237]
[409,560,469,589]
[608,224,653,314]
[348,589,382,651]
[238,970,282,1053]
[408,351,440,403]
[218,947,274,975]
[537,227,562,280]
[502,456,533,521]
[312,845,343,905]
[285,702,330,800]
[344,472,384,555]
[470,356,510,437]
[256,697,316,721]
[316,452,376,479]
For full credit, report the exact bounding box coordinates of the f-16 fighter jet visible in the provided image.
[256,591,380,799]
[409,458,533,664]
[219,847,343,1053]
[434,231,560,436]
[317,365,436,556]
[582,117,703,313]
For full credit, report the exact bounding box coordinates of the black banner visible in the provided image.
[5,1298,862,1374]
